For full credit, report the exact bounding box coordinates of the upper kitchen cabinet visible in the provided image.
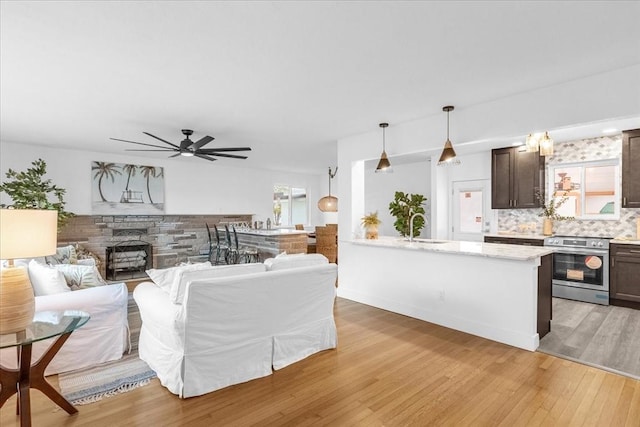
[622,128,640,208]
[491,147,545,209]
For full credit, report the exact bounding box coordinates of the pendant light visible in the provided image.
[525,131,554,156]
[437,106,460,166]
[538,131,554,156]
[375,123,393,173]
[318,167,338,212]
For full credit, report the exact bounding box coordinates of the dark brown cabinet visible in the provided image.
[610,243,640,307]
[622,128,640,208]
[491,147,545,209]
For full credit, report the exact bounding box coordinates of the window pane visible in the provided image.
[291,187,307,225]
[552,166,581,217]
[584,165,616,215]
[273,185,288,226]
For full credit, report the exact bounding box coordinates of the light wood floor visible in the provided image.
[539,297,640,379]
[2,298,639,426]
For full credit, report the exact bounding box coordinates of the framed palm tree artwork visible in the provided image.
[91,161,165,214]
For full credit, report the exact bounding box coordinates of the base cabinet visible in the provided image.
[610,244,640,306]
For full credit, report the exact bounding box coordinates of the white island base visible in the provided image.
[338,238,552,351]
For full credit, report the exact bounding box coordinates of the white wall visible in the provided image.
[364,160,431,237]
[0,141,326,225]
[338,65,640,242]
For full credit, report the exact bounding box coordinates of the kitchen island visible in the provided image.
[234,228,309,259]
[337,236,553,351]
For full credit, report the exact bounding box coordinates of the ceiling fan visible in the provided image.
[110,129,251,162]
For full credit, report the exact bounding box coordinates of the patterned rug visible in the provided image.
[58,352,156,405]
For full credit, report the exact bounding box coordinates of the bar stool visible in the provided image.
[232,225,260,263]
[212,224,229,265]
[224,225,239,264]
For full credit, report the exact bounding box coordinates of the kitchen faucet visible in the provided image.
[409,212,428,243]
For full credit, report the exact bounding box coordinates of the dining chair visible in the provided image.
[315,226,337,264]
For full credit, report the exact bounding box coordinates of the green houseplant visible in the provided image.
[361,211,382,239]
[388,191,427,237]
[0,158,74,230]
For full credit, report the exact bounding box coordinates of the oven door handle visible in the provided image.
[548,247,608,256]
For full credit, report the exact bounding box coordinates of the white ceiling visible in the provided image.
[1,1,639,174]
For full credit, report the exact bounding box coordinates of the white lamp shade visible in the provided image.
[0,209,58,259]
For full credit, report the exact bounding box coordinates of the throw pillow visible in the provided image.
[53,264,108,290]
[146,262,213,295]
[28,259,71,296]
[264,253,328,271]
[45,245,78,265]
[171,263,267,304]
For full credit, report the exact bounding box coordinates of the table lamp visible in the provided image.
[0,209,58,334]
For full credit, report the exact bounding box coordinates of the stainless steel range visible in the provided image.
[544,236,610,305]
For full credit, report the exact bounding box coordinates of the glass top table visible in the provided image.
[0,310,90,427]
[0,310,89,348]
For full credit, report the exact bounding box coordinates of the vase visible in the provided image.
[542,218,553,236]
[365,225,379,240]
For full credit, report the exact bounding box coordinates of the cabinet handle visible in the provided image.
[514,199,517,207]
[623,197,627,206]
[630,250,640,254]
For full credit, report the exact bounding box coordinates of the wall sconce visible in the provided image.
[437,105,460,166]
[375,123,393,173]
[317,167,338,212]
[526,131,554,156]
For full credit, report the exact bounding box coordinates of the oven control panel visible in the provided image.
[544,236,610,250]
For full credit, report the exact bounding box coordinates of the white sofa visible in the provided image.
[134,254,338,398]
[0,282,129,375]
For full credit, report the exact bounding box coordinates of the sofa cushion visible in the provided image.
[28,259,71,296]
[45,245,78,265]
[53,263,108,290]
[171,263,267,304]
[263,253,329,271]
[146,262,213,295]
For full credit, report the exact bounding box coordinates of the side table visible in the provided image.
[0,310,90,427]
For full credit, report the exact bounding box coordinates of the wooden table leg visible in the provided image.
[29,332,78,415]
[0,331,78,427]
[17,344,32,427]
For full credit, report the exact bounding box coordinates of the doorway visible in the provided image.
[451,180,491,242]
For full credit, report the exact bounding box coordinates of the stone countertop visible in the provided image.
[351,236,553,261]
[484,233,547,240]
[234,229,309,236]
[610,239,640,246]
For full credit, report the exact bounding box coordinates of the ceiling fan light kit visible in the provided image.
[111,129,251,162]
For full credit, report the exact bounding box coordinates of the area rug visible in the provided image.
[58,352,156,405]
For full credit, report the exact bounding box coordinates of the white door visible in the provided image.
[452,180,492,242]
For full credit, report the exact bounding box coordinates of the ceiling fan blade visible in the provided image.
[190,136,214,151]
[111,138,176,150]
[195,154,217,162]
[169,153,181,158]
[125,149,176,152]
[204,152,249,160]
[143,132,181,149]
[198,147,252,153]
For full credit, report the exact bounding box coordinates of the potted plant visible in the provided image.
[537,191,573,236]
[388,191,427,237]
[0,158,74,230]
[361,211,382,239]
